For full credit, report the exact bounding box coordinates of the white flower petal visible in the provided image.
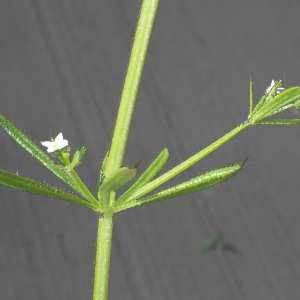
[266,80,275,94]
[41,133,69,152]
[59,140,69,148]
[55,133,64,142]
[41,141,51,147]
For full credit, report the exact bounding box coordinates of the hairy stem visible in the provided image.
[104,0,160,175]
[93,1,160,299]
[93,212,114,300]
[122,121,251,204]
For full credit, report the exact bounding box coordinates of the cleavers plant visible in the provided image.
[1,0,300,299]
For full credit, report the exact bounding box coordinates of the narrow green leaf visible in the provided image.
[251,92,268,117]
[0,114,55,167]
[99,150,109,186]
[98,167,137,208]
[0,114,98,205]
[100,167,137,194]
[255,119,300,125]
[116,148,169,205]
[252,87,300,122]
[249,77,253,118]
[0,169,97,210]
[251,94,267,117]
[251,80,282,117]
[135,160,245,205]
[70,147,86,168]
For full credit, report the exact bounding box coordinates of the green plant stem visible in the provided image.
[104,0,160,175]
[93,212,114,300]
[93,2,160,299]
[121,121,252,205]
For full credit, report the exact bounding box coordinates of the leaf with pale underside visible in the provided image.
[116,148,169,205]
[98,167,137,208]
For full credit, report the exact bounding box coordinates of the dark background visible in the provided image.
[1,1,300,299]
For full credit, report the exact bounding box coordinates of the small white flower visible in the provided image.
[266,79,284,95]
[41,133,68,153]
[266,80,276,94]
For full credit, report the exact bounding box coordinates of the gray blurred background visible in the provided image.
[1,0,300,299]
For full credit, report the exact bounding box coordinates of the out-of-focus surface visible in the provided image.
[1,1,300,299]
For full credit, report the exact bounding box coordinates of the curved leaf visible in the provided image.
[136,160,245,205]
[0,169,98,210]
[98,167,137,208]
[252,87,300,122]
[116,148,169,205]
[114,160,245,212]
[0,114,98,205]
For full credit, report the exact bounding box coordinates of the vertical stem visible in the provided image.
[93,212,114,300]
[93,2,160,298]
[104,0,160,175]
